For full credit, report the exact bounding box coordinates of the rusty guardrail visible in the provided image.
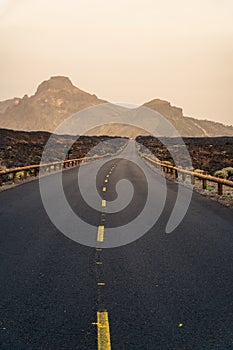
[0,141,128,187]
[143,155,233,196]
[0,155,108,187]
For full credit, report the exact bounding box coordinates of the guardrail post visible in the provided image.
[13,172,17,184]
[202,178,207,190]
[0,175,2,186]
[191,175,195,185]
[175,169,178,179]
[24,170,27,180]
[218,183,223,196]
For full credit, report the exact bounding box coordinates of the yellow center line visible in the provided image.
[102,187,107,192]
[97,311,111,350]
[102,200,106,207]
[97,225,105,242]
[104,179,108,183]
[96,261,103,265]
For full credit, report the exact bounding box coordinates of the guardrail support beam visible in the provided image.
[191,175,195,185]
[13,172,17,184]
[202,178,207,190]
[218,183,223,196]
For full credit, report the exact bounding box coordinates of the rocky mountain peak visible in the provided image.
[35,76,80,95]
[143,99,183,120]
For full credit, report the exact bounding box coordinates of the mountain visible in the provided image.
[143,99,233,137]
[0,76,105,132]
[0,76,232,137]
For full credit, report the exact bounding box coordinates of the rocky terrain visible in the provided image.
[0,126,232,179]
[0,76,233,137]
[0,128,127,169]
[136,136,233,176]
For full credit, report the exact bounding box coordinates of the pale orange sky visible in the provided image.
[0,0,233,125]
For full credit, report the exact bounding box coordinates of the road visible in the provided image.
[0,141,233,349]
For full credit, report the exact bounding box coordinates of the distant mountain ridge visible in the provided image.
[143,99,233,137]
[0,76,232,137]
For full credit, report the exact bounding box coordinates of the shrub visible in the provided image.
[162,161,172,165]
[214,167,233,180]
[194,169,205,174]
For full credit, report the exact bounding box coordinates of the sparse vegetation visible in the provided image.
[214,167,233,180]
[136,136,233,176]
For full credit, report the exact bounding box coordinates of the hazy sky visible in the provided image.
[0,0,233,125]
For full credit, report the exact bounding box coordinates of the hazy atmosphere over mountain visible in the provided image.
[0,76,233,138]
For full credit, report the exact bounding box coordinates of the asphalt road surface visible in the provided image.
[0,141,233,349]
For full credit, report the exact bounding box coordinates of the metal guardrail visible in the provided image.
[0,155,106,187]
[143,155,233,196]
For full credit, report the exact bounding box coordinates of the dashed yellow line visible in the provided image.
[102,200,106,207]
[104,179,108,183]
[106,174,109,178]
[97,225,105,242]
[102,187,107,192]
[97,282,105,286]
[97,311,111,350]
